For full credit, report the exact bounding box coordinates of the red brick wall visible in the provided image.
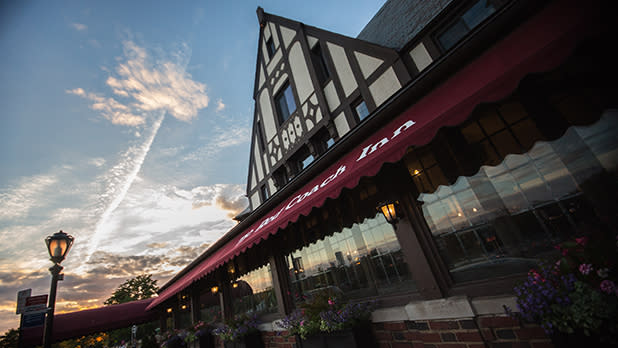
[215,315,552,348]
[372,315,553,348]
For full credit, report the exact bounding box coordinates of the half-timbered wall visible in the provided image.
[246,10,412,210]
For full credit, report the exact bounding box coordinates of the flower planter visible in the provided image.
[223,332,264,348]
[550,330,617,348]
[197,331,216,348]
[300,322,377,348]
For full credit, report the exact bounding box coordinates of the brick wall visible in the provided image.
[215,315,552,348]
[372,315,552,348]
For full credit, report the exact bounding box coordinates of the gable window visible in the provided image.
[301,154,314,170]
[266,37,276,58]
[437,0,496,51]
[275,83,297,124]
[260,185,269,201]
[273,167,289,189]
[311,128,336,156]
[256,121,266,151]
[353,99,370,122]
[310,43,330,85]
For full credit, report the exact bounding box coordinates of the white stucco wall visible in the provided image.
[288,42,313,105]
[327,43,357,97]
[369,67,401,107]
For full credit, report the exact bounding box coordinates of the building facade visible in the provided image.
[147,0,617,347]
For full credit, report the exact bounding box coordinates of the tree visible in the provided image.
[0,328,19,348]
[104,274,159,305]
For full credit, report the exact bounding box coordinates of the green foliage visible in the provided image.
[104,274,159,305]
[0,328,19,348]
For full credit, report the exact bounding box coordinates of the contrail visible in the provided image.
[83,114,164,266]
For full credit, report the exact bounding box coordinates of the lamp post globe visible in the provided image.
[42,230,74,348]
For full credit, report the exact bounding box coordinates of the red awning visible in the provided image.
[148,0,601,311]
[21,298,157,347]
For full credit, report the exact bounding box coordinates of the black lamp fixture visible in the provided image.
[42,230,74,348]
[377,200,401,225]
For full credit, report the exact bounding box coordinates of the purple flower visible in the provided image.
[578,263,593,275]
[600,280,616,294]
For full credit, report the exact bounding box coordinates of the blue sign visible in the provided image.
[22,312,45,328]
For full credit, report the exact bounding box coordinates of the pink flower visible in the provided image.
[300,320,305,326]
[600,280,616,294]
[579,263,593,275]
[575,236,589,246]
[328,298,334,306]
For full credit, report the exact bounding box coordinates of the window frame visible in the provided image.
[266,37,276,58]
[274,82,297,125]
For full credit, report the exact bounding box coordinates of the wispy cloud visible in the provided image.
[67,40,209,126]
[71,23,87,31]
[216,98,225,112]
[84,115,164,264]
[0,174,58,220]
[183,123,250,161]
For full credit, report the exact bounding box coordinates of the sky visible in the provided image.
[0,0,387,334]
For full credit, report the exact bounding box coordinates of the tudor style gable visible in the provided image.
[245,7,412,212]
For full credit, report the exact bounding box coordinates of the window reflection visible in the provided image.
[418,113,618,282]
[199,291,221,323]
[232,264,277,316]
[286,213,416,303]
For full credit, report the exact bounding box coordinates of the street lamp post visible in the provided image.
[42,230,74,348]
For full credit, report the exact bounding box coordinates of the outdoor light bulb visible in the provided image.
[232,282,239,288]
[472,208,478,212]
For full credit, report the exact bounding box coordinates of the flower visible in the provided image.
[600,280,616,294]
[508,230,618,343]
[276,289,376,340]
[579,263,593,275]
[212,313,260,342]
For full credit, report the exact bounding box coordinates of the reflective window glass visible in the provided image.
[286,213,416,303]
[232,264,278,316]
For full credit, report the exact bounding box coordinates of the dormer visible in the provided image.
[245,7,412,211]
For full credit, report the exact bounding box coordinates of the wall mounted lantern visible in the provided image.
[377,200,401,225]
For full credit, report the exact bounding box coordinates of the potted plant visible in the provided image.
[277,290,377,348]
[507,229,618,347]
[212,313,263,348]
[160,329,188,348]
[183,321,216,348]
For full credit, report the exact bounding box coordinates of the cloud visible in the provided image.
[183,124,250,162]
[72,23,87,31]
[67,40,209,126]
[216,98,225,112]
[67,88,145,126]
[84,115,164,263]
[0,174,58,220]
[88,157,106,167]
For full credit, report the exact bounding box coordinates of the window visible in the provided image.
[437,0,496,51]
[286,213,416,303]
[260,185,269,201]
[256,121,266,151]
[310,43,330,85]
[266,37,276,58]
[311,128,335,155]
[199,290,221,323]
[274,167,289,188]
[275,83,297,124]
[407,94,618,283]
[232,264,278,316]
[354,99,370,122]
[301,154,314,170]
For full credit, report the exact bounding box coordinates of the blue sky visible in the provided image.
[0,0,386,333]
